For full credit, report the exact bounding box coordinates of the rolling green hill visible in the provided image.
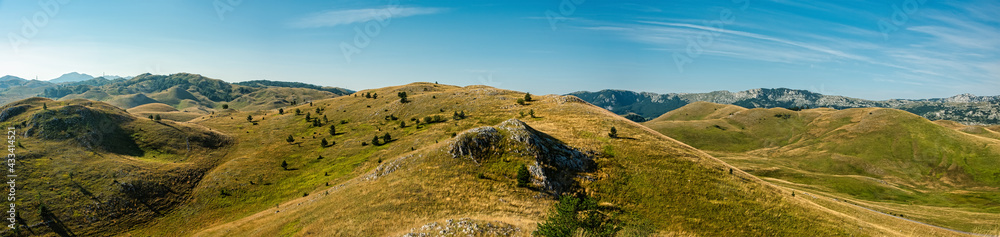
[645,102,1000,233]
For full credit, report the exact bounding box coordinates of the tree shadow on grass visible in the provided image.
[40,206,76,237]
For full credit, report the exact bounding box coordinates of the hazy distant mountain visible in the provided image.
[40,73,355,114]
[0,75,55,105]
[0,75,27,81]
[569,88,1000,125]
[49,72,95,83]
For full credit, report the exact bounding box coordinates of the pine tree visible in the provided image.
[247,115,253,122]
[529,109,535,118]
[321,138,329,147]
[609,126,617,138]
[516,164,531,187]
[329,125,337,136]
[524,92,532,102]
[372,136,380,146]
[278,108,284,114]
[281,160,288,170]
[399,121,406,128]
[398,91,408,103]
[517,98,525,105]
[222,104,229,109]
[295,108,301,115]
[372,93,378,99]
[365,92,371,98]
[305,112,311,122]
[154,114,162,121]
[148,115,154,120]
[286,135,295,143]
[42,103,47,110]
[382,133,392,143]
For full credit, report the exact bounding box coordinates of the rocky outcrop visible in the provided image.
[402,218,520,237]
[448,119,594,193]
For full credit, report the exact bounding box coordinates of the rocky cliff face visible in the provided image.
[570,88,1000,125]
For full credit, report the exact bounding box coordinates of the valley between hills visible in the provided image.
[0,73,997,236]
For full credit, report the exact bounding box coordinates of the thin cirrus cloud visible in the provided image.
[290,7,447,28]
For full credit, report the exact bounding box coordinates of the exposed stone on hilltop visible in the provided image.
[448,119,593,193]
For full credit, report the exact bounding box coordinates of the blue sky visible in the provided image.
[0,0,997,100]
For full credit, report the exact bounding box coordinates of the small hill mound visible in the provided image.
[148,86,204,106]
[107,93,162,108]
[128,103,180,113]
[650,101,748,121]
[127,102,206,122]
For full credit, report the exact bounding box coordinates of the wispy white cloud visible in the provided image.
[290,7,447,28]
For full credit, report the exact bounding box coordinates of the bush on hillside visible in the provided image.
[516,164,531,187]
[534,195,621,237]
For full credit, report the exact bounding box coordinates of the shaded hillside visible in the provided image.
[571,88,1000,125]
[644,102,1000,233]
[0,98,231,236]
[120,83,964,236]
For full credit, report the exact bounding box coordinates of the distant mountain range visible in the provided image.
[569,88,1000,125]
[0,73,355,111]
[49,72,95,83]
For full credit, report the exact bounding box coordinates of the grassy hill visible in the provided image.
[2,84,986,236]
[127,103,207,122]
[0,98,231,236]
[644,102,1000,233]
[119,83,960,236]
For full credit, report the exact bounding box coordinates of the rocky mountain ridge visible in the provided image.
[570,88,1000,125]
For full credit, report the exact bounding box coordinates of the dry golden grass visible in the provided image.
[125,83,886,236]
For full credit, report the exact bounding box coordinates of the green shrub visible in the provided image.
[534,195,621,237]
[516,164,530,187]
